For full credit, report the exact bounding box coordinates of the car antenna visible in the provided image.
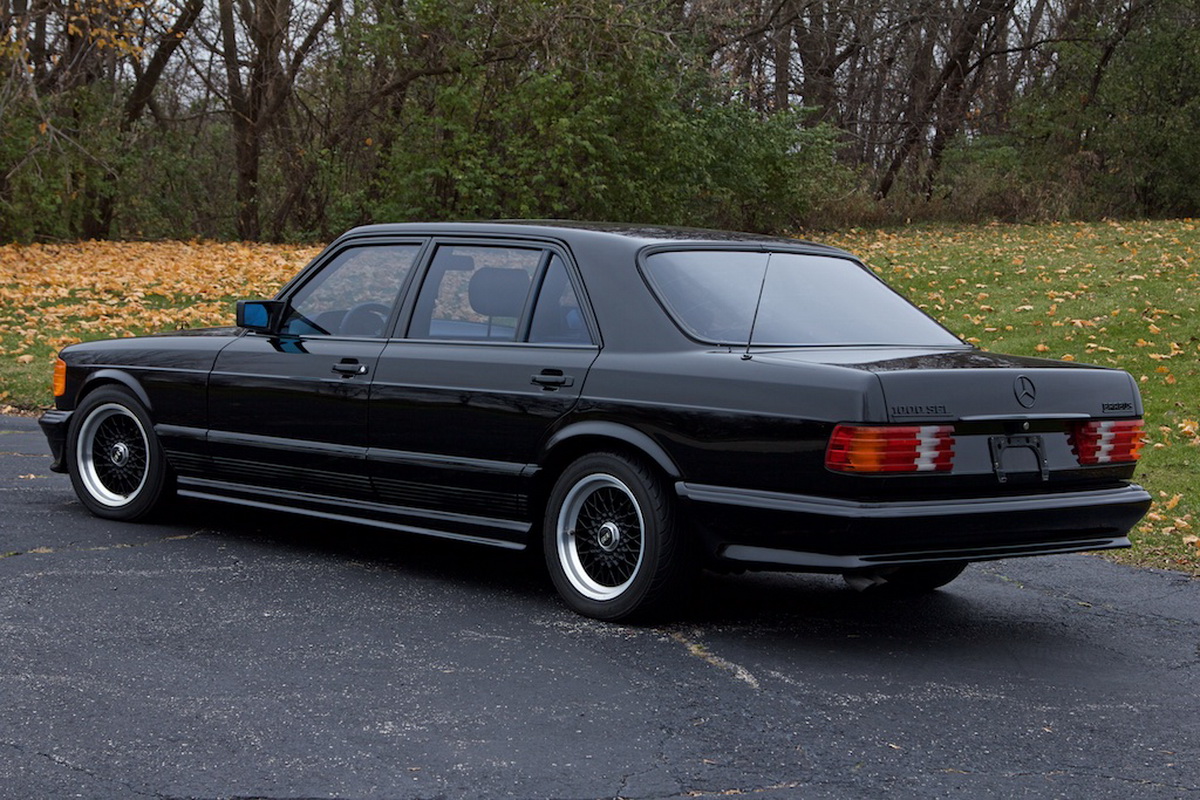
[742,254,771,361]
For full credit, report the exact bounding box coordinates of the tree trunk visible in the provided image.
[875,0,1016,200]
[83,0,206,239]
[219,0,260,240]
[923,0,1014,196]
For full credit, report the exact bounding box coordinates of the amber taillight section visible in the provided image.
[826,424,955,473]
[1070,419,1145,465]
[52,357,67,397]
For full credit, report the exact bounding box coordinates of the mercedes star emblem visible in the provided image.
[1014,375,1037,408]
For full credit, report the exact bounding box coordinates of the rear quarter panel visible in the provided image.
[573,349,887,496]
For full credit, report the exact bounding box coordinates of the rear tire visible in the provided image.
[544,452,690,621]
[67,386,174,520]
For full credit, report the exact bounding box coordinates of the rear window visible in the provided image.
[641,250,963,347]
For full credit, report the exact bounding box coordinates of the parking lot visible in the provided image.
[3,414,1198,799]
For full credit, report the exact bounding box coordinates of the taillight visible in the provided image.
[1070,419,1144,464]
[826,424,955,473]
[53,357,67,398]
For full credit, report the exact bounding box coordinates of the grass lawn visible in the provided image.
[2,221,1196,573]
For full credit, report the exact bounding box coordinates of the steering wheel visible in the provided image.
[340,302,392,336]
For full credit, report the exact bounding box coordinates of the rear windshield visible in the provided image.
[641,249,964,347]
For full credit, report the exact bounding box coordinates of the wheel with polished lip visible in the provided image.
[544,451,689,621]
[67,386,173,520]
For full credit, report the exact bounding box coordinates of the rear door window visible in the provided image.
[528,255,592,345]
[407,245,542,341]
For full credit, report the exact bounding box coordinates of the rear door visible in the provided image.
[368,241,599,541]
[206,240,424,498]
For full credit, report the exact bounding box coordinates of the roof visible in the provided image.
[338,220,849,256]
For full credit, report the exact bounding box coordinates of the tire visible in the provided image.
[544,452,690,621]
[844,561,967,594]
[67,386,174,521]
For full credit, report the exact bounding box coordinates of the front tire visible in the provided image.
[544,452,689,621]
[67,386,173,520]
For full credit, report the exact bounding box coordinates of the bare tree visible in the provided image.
[211,0,341,239]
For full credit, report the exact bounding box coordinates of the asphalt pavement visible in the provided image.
[2,413,1198,799]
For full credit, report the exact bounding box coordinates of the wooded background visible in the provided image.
[2,0,1195,242]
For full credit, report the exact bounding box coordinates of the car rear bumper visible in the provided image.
[676,481,1151,571]
[38,409,72,473]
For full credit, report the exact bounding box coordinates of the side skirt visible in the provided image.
[176,476,530,550]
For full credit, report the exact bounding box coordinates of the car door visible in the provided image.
[206,240,424,499]
[368,242,599,542]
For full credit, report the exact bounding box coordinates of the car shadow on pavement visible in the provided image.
[166,496,1022,643]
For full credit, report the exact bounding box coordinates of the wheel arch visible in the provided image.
[76,370,153,413]
[531,421,682,522]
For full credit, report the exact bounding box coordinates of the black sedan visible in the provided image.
[40,222,1151,619]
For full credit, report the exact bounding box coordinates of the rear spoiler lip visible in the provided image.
[956,412,1093,422]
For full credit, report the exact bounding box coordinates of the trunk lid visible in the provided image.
[754,346,1141,422]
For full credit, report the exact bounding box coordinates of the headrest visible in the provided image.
[469,268,530,318]
[437,254,477,272]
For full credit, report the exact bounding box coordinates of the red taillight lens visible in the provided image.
[1070,419,1144,464]
[826,424,955,473]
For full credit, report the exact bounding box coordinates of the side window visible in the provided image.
[408,245,541,341]
[283,244,420,337]
[529,255,592,345]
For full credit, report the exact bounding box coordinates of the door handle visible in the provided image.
[332,361,369,376]
[531,371,574,388]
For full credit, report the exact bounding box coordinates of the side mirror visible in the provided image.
[236,300,285,334]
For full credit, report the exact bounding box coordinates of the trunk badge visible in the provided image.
[1014,375,1037,408]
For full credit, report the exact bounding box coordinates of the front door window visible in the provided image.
[283,244,421,337]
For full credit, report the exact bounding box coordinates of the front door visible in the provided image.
[206,241,424,500]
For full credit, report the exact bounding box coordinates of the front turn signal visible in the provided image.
[53,357,66,397]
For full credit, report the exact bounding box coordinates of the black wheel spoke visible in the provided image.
[573,486,642,587]
[90,415,148,496]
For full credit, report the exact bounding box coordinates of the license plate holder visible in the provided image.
[988,434,1049,483]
